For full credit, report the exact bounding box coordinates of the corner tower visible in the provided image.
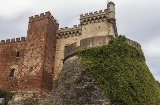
[107,1,116,21]
[107,1,118,36]
[20,12,59,93]
[80,1,117,38]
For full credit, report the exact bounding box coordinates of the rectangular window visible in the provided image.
[9,69,15,77]
[52,68,54,74]
[16,52,19,57]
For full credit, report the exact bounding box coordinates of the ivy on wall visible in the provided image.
[77,35,160,105]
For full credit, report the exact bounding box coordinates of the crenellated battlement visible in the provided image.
[80,9,107,18]
[0,37,26,45]
[29,11,59,27]
[56,24,82,39]
[80,9,108,25]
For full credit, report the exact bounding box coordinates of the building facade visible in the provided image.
[0,1,117,94]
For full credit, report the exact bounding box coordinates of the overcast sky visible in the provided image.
[0,0,159,82]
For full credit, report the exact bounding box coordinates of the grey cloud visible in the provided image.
[0,11,32,39]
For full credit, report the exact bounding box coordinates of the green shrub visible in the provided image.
[77,35,160,105]
[0,89,14,105]
[157,81,160,86]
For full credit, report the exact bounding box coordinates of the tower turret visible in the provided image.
[107,1,118,36]
[107,1,116,22]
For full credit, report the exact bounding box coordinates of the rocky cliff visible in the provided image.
[50,56,110,105]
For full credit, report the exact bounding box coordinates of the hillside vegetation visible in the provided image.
[77,36,160,105]
[0,89,13,105]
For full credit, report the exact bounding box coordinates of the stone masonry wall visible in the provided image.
[64,36,111,60]
[19,11,58,93]
[64,36,141,61]
[54,21,113,79]
[20,14,49,93]
[54,2,117,79]
[0,37,26,92]
[0,11,58,94]
[42,13,59,92]
[0,1,117,96]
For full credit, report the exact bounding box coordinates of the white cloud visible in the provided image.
[142,37,160,58]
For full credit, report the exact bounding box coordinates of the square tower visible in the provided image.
[18,12,59,94]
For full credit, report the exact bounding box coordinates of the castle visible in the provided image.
[0,1,118,95]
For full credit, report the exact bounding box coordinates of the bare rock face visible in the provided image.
[50,56,110,105]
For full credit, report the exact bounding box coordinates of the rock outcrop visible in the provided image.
[50,56,110,105]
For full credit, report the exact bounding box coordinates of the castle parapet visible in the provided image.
[80,9,108,25]
[29,11,59,27]
[64,36,111,60]
[56,25,82,39]
[64,42,78,59]
[0,37,26,45]
[64,36,142,61]
[126,39,141,49]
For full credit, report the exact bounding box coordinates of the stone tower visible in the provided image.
[20,12,59,93]
[107,1,117,35]
[54,1,118,78]
[107,1,116,21]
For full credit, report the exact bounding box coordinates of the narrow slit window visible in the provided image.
[16,52,19,57]
[10,69,15,77]
[52,68,54,74]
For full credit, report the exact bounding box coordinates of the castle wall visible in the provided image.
[18,12,58,93]
[54,10,116,78]
[0,38,26,91]
[0,12,59,94]
[55,34,81,79]
[42,13,58,92]
[82,22,109,38]
[64,36,141,62]
[54,21,110,78]
[20,17,49,93]
[64,36,111,60]
[0,1,118,95]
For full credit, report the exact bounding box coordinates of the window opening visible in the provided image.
[10,69,15,77]
[52,68,54,74]
[16,52,19,57]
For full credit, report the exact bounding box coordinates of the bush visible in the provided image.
[0,89,13,105]
[77,35,160,105]
[157,81,160,86]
